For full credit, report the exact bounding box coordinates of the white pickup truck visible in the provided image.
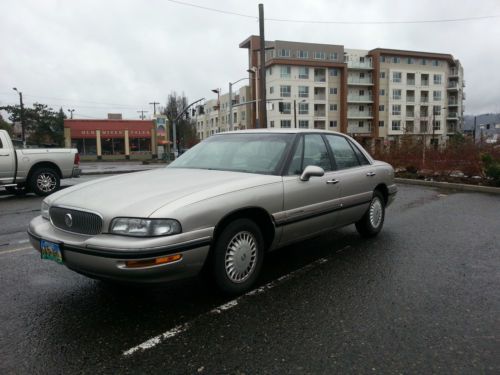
[0,129,81,196]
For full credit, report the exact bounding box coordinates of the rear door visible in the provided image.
[324,134,375,226]
[278,133,342,245]
[0,132,15,183]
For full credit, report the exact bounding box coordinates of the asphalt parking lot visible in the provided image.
[0,183,499,374]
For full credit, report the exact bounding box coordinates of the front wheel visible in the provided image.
[213,219,264,295]
[29,168,60,196]
[355,191,385,238]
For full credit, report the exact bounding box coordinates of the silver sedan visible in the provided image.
[29,130,397,294]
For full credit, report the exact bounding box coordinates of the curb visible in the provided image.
[395,178,500,195]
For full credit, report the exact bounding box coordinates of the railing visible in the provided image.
[449,69,459,76]
[407,97,415,103]
[347,61,373,69]
[347,78,373,85]
[407,80,415,85]
[347,95,373,102]
[448,99,459,105]
[447,112,458,118]
[421,80,429,86]
[314,111,326,117]
[421,97,429,103]
[448,82,459,89]
[314,76,326,82]
[347,111,373,118]
[406,112,415,118]
[447,124,457,133]
[314,95,326,100]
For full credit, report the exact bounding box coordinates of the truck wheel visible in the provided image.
[5,184,28,195]
[213,219,264,295]
[29,168,60,196]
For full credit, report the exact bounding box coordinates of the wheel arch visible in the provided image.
[374,183,389,205]
[28,162,62,181]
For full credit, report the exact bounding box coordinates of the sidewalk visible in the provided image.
[80,161,167,175]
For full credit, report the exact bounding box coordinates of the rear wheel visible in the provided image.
[213,218,264,295]
[29,168,60,196]
[355,191,385,238]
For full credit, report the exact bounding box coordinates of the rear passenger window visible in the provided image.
[286,134,332,174]
[325,135,360,170]
[349,140,370,165]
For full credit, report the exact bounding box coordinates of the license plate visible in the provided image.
[40,240,63,264]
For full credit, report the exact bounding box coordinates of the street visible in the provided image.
[0,183,499,374]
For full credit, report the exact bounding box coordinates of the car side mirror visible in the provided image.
[300,165,325,181]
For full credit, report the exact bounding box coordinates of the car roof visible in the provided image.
[213,129,344,136]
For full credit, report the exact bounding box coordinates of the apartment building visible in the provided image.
[195,85,253,140]
[239,36,465,148]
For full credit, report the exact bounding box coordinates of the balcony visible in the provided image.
[406,97,415,103]
[449,68,459,77]
[448,98,459,106]
[420,97,429,103]
[407,79,415,86]
[406,112,415,118]
[447,124,458,133]
[314,68,326,83]
[447,81,459,90]
[447,112,459,119]
[347,111,373,119]
[314,110,326,117]
[314,94,326,100]
[347,61,373,69]
[347,77,373,85]
[347,95,373,103]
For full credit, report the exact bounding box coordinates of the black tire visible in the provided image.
[213,218,264,295]
[5,184,28,195]
[355,191,385,238]
[29,168,60,196]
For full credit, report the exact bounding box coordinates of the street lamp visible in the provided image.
[229,77,249,131]
[67,109,75,119]
[12,87,25,143]
[293,99,307,128]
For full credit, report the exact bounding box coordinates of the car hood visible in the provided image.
[47,168,282,218]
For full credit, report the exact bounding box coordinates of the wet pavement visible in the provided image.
[0,185,499,374]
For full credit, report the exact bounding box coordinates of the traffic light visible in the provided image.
[185,111,189,120]
[278,102,284,113]
[192,108,196,117]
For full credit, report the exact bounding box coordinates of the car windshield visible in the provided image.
[168,133,294,174]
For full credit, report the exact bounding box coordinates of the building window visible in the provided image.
[270,121,275,128]
[433,74,442,84]
[392,89,402,100]
[281,102,291,114]
[329,52,338,60]
[433,106,441,115]
[433,90,442,101]
[314,51,326,59]
[298,67,309,79]
[392,56,400,63]
[392,72,402,83]
[297,50,309,58]
[358,121,364,127]
[280,66,291,78]
[433,120,441,130]
[101,138,125,155]
[359,105,365,112]
[379,105,385,111]
[270,86,274,94]
[329,88,338,95]
[422,59,427,65]
[329,68,338,76]
[280,85,291,97]
[298,86,309,98]
[392,120,401,131]
[380,89,385,96]
[380,71,386,79]
[298,103,309,115]
[299,120,309,128]
[277,49,291,57]
[241,111,246,120]
[329,104,337,111]
[379,121,384,127]
[407,57,415,64]
[432,60,439,67]
[280,120,291,128]
[392,105,401,115]
[381,56,386,62]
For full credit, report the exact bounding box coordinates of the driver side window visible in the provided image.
[287,134,332,175]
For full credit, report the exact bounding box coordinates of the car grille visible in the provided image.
[50,206,103,235]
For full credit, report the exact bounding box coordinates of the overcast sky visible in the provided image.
[1,0,499,120]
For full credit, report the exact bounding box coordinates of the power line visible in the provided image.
[166,0,500,25]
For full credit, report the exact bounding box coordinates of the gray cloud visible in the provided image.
[1,0,499,119]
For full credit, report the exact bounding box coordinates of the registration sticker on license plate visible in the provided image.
[40,240,63,264]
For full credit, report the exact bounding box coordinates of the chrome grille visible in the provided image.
[50,206,103,235]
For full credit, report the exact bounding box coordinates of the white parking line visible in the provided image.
[0,246,33,255]
[122,249,347,357]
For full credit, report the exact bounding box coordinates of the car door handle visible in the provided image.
[366,172,376,177]
[0,152,10,156]
[326,179,339,184]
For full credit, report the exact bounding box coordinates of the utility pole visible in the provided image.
[12,87,25,143]
[149,101,160,116]
[67,109,75,119]
[137,110,148,120]
[258,3,267,128]
[293,100,297,128]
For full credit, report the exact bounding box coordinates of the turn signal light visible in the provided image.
[125,254,182,268]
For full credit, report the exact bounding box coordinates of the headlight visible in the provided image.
[41,201,50,220]
[110,218,181,237]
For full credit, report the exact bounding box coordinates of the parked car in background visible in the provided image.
[0,130,81,196]
[29,130,396,294]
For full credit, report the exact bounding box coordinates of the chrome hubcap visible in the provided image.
[369,197,383,228]
[224,231,257,283]
[37,173,56,192]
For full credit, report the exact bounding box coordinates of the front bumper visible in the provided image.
[28,216,213,283]
[387,183,398,207]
